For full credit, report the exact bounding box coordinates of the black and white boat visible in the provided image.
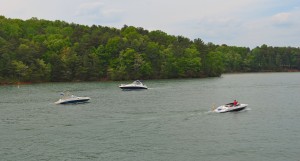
[119,80,148,90]
[55,91,90,104]
[214,103,248,113]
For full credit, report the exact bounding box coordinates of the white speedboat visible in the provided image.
[214,103,248,113]
[55,92,90,104]
[119,80,148,90]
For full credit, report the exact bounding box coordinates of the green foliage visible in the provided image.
[108,48,152,80]
[205,51,224,77]
[216,46,249,72]
[11,60,29,81]
[29,59,51,82]
[0,16,300,84]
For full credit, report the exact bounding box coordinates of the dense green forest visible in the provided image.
[1,16,300,84]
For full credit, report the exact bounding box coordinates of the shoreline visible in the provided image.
[1,71,300,86]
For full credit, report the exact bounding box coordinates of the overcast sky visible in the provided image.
[1,0,299,48]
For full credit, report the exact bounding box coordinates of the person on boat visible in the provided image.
[233,100,238,106]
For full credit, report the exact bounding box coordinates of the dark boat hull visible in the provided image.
[60,99,90,104]
[120,87,147,90]
[219,106,246,113]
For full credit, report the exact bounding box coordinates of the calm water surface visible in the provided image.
[1,73,300,161]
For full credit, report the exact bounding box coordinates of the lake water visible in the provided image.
[1,73,300,161]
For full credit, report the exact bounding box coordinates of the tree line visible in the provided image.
[0,16,300,84]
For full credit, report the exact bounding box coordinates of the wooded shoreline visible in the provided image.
[1,70,300,86]
[1,16,300,84]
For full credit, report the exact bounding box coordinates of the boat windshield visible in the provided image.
[60,91,75,99]
[133,80,142,85]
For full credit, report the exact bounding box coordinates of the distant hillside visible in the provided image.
[0,16,299,84]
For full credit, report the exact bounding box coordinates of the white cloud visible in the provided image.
[76,1,104,17]
[271,12,292,26]
[72,0,124,26]
[236,6,300,48]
